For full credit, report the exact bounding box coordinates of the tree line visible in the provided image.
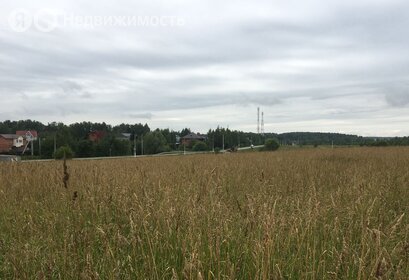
[0,120,408,158]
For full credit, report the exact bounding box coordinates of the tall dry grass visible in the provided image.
[0,147,408,279]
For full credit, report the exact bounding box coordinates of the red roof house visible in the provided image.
[181,133,207,146]
[16,130,38,140]
[0,134,25,154]
[88,131,107,142]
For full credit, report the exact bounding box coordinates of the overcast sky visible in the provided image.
[1,0,408,136]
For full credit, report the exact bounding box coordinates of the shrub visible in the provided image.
[192,141,208,151]
[54,146,74,160]
[371,141,389,147]
[144,131,171,154]
[264,138,280,151]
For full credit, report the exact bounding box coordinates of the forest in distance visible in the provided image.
[1,119,408,159]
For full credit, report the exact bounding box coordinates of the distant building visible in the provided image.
[181,133,207,146]
[88,131,107,142]
[116,133,132,141]
[0,130,38,155]
[16,130,38,141]
[0,134,25,154]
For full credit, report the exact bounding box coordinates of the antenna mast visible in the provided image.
[261,111,264,135]
[257,107,260,134]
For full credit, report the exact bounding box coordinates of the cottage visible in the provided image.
[0,134,25,154]
[88,131,107,142]
[16,130,38,141]
[116,133,132,141]
[181,133,207,146]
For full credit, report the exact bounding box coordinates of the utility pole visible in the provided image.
[133,134,137,157]
[31,140,34,156]
[257,107,260,134]
[39,137,41,157]
[141,135,144,155]
[222,134,225,151]
[54,134,57,155]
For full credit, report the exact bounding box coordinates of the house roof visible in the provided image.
[116,133,131,140]
[0,134,20,139]
[181,133,207,140]
[89,130,106,136]
[16,130,38,138]
[89,130,106,141]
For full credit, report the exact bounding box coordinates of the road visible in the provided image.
[19,145,264,163]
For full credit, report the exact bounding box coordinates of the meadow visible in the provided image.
[0,147,408,279]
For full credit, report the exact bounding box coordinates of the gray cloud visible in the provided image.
[127,112,153,119]
[60,81,92,98]
[384,84,409,107]
[0,0,408,136]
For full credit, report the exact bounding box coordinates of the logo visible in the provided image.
[8,9,32,32]
[34,9,58,32]
[8,9,59,33]
[8,9,186,33]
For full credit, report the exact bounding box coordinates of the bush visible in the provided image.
[371,141,389,147]
[54,146,74,160]
[264,138,280,151]
[144,131,171,154]
[192,141,208,151]
[76,140,94,158]
[188,140,198,149]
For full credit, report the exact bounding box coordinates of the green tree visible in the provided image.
[92,135,131,157]
[264,138,280,151]
[76,140,94,158]
[110,138,131,156]
[54,146,74,159]
[144,130,170,154]
[192,141,208,151]
[180,128,192,138]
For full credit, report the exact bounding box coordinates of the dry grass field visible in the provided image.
[0,147,408,279]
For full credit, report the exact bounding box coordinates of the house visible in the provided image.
[0,130,38,155]
[16,130,38,141]
[181,133,207,146]
[0,134,25,154]
[116,133,132,141]
[88,131,107,142]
